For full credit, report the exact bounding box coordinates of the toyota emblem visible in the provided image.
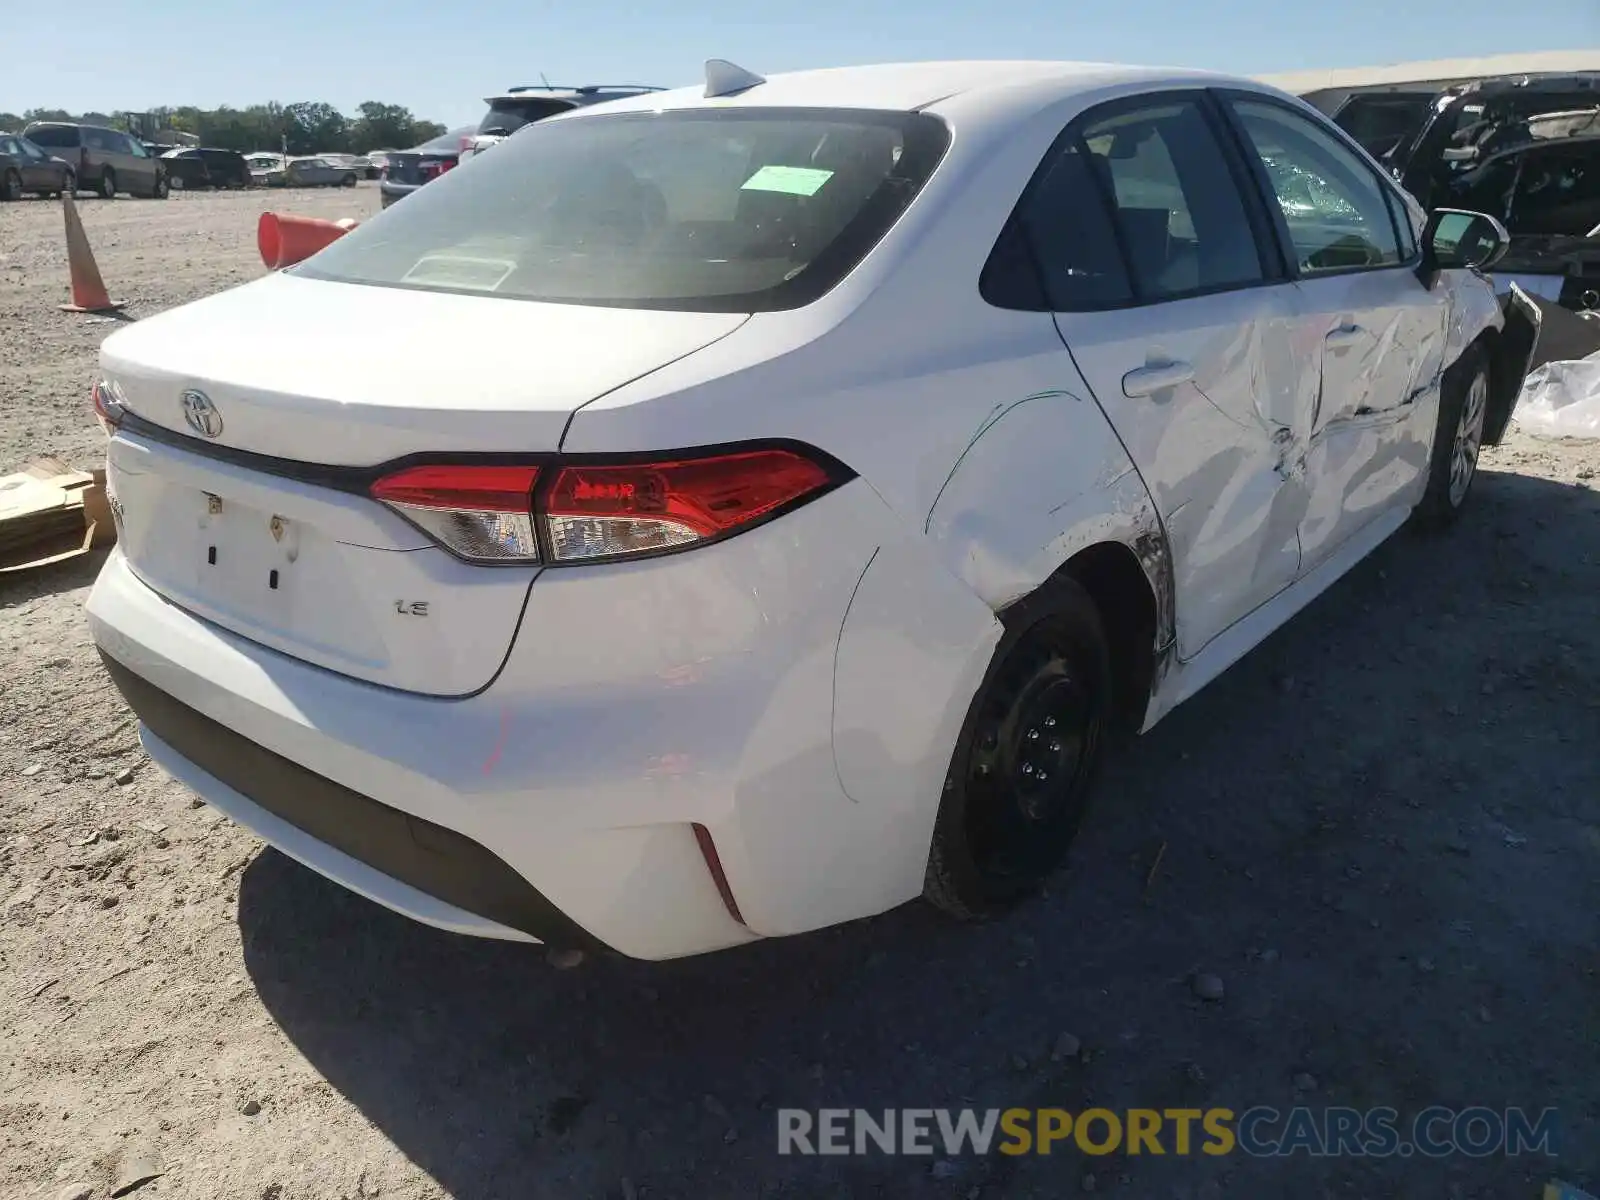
[180,390,224,439]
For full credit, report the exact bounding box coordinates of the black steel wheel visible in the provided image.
[924,576,1111,919]
[0,169,21,201]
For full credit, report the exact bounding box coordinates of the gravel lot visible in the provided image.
[2,187,1598,1200]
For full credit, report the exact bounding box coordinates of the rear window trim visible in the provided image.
[292,106,953,314]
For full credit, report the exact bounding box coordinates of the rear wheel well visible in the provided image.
[1058,542,1157,735]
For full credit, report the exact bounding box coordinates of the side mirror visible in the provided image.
[1419,208,1510,288]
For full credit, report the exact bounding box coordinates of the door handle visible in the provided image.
[1122,360,1195,398]
[1325,324,1364,348]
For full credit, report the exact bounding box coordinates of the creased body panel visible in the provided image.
[1055,285,1308,660]
[1291,267,1450,570]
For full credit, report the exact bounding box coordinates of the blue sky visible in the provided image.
[8,0,1597,128]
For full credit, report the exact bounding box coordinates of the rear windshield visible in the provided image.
[295,107,950,312]
[478,98,573,136]
[25,125,77,148]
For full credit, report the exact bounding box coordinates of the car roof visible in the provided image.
[486,84,665,104]
[568,60,1244,122]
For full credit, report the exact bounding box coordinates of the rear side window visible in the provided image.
[296,107,951,312]
[478,98,573,136]
[1082,98,1264,302]
[26,125,77,148]
[982,141,1132,309]
[1228,98,1403,276]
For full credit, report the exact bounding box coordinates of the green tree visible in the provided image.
[0,113,21,132]
[283,101,347,154]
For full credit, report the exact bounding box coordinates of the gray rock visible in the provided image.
[21,764,43,777]
[108,1140,163,1197]
[1050,1032,1081,1062]
[1192,972,1225,1002]
[240,1099,262,1116]
[114,768,135,786]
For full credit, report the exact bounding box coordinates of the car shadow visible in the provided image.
[238,463,1600,1199]
[0,545,110,602]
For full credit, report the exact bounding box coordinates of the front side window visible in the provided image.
[1080,98,1265,302]
[1229,98,1403,276]
[297,108,950,312]
[0,137,17,156]
[124,136,149,157]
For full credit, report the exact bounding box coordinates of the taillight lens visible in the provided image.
[368,447,841,567]
[371,464,540,563]
[92,379,125,433]
[544,450,832,562]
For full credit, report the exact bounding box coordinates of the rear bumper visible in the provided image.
[86,479,995,958]
[378,181,420,207]
[101,651,595,947]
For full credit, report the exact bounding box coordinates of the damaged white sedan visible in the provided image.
[86,59,1539,960]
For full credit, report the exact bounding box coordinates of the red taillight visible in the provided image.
[371,464,540,563]
[544,450,832,562]
[92,379,124,433]
[368,448,840,566]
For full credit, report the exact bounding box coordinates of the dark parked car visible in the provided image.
[377,126,474,208]
[0,133,75,199]
[160,147,251,190]
[21,121,168,198]
[1311,73,1600,314]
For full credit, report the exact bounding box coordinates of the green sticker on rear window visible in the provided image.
[740,165,833,196]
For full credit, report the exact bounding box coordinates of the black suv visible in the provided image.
[378,84,665,208]
[160,147,251,190]
[21,121,168,198]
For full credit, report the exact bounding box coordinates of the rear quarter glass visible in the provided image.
[293,107,951,312]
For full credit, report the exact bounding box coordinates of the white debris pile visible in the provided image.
[1514,348,1600,440]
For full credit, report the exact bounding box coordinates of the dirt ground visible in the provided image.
[1,187,1597,1200]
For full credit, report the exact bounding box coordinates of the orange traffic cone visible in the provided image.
[58,193,122,314]
[258,212,359,270]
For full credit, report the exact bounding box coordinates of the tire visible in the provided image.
[1413,343,1491,531]
[98,168,116,199]
[0,169,20,201]
[924,575,1113,920]
[341,173,357,187]
[152,171,169,199]
[58,169,76,198]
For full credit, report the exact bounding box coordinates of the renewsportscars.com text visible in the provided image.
[777,1106,1560,1158]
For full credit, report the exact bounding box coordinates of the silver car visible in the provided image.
[285,156,359,188]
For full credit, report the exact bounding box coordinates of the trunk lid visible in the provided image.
[100,271,746,463]
[382,149,458,187]
[99,272,746,695]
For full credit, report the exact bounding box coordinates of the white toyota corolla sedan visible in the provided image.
[86,60,1538,960]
